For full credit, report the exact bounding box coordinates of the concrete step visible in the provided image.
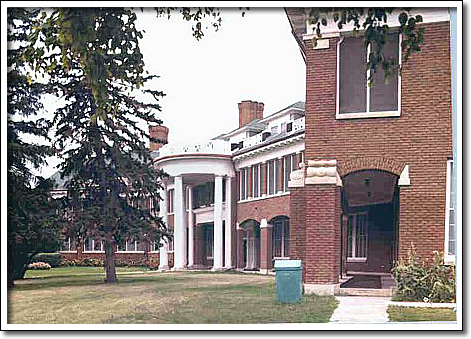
[336,288,393,297]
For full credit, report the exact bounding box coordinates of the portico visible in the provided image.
[155,141,235,271]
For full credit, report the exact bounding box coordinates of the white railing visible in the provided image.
[242,132,263,149]
[237,116,305,152]
[158,139,231,158]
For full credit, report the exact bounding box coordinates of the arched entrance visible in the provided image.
[239,219,260,270]
[269,216,290,260]
[341,169,399,276]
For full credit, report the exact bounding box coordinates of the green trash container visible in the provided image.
[274,259,302,303]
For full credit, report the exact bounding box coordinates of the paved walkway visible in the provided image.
[329,296,391,323]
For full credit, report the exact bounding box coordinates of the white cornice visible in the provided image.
[233,133,305,163]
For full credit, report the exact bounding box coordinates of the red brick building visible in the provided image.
[57,8,455,295]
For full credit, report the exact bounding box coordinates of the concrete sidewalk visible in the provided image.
[329,296,391,323]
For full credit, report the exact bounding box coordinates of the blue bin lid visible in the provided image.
[274,259,301,269]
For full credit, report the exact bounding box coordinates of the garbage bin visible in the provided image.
[274,259,302,303]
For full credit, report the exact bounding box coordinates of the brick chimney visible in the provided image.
[238,100,264,127]
[149,125,169,151]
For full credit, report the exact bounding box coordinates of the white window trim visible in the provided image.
[252,164,261,198]
[59,237,77,253]
[116,240,145,253]
[444,159,455,264]
[336,34,402,120]
[83,239,104,253]
[347,212,368,262]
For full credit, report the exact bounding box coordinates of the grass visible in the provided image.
[387,306,457,322]
[25,266,148,278]
[9,267,338,324]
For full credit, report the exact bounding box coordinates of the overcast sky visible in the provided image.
[31,7,305,178]
[136,7,306,142]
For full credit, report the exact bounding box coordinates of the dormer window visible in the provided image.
[337,33,401,119]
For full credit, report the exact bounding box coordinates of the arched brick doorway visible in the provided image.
[239,219,260,270]
[341,169,400,276]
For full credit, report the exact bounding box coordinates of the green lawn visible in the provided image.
[388,306,456,322]
[25,266,148,278]
[9,267,338,324]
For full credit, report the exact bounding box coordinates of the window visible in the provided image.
[168,237,174,252]
[337,33,400,118]
[84,238,103,252]
[168,189,174,213]
[253,164,260,198]
[117,239,145,252]
[275,159,281,193]
[240,168,248,200]
[284,154,296,192]
[272,218,290,258]
[60,237,77,252]
[268,160,275,195]
[347,213,368,261]
[151,241,160,252]
[445,159,455,263]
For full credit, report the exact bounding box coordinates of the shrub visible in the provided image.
[392,247,455,303]
[31,253,62,268]
[27,262,51,270]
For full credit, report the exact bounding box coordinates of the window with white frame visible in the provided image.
[240,168,248,200]
[168,189,174,213]
[283,154,296,192]
[252,164,260,198]
[445,159,455,263]
[60,237,77,252]
[83,238,104,252]
[272,217,290,258]
[117,239,146,252]
[168,237,174,252]
[275,159,281,193]
[151,241,160,252]
[347,212,368,261]
[338,33,400,118]
[268,160,275,195]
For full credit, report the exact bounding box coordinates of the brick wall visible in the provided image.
[237,195,290,223]
[303,21,452,263]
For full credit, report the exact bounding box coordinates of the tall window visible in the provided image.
[118,239,146,252]
[268,160,275,195]
[283,154,296,192]
[445,159,455,263]
[338,33,400,117]
[347,213,368,261]
[168,189,174,213]
[253,164,260,198]
[84,238,103,252]
[272,217,290,258]
[60,237,77,252]
[240,168,248,200]
[275,159,281,193]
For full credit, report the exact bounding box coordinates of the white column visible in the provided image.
[158,183,169,270]
[188,186,194,267]
[213,175,224,270]
[224,176,232,268]
[173,175,186,269]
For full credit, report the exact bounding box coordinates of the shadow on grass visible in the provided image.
[12,274,192,291]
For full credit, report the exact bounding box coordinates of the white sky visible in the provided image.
[26,7,306,179]
[136,8,305,145]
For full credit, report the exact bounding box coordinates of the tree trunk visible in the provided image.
[104,238,117,283]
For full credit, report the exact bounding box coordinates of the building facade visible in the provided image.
[58,8,455,295]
